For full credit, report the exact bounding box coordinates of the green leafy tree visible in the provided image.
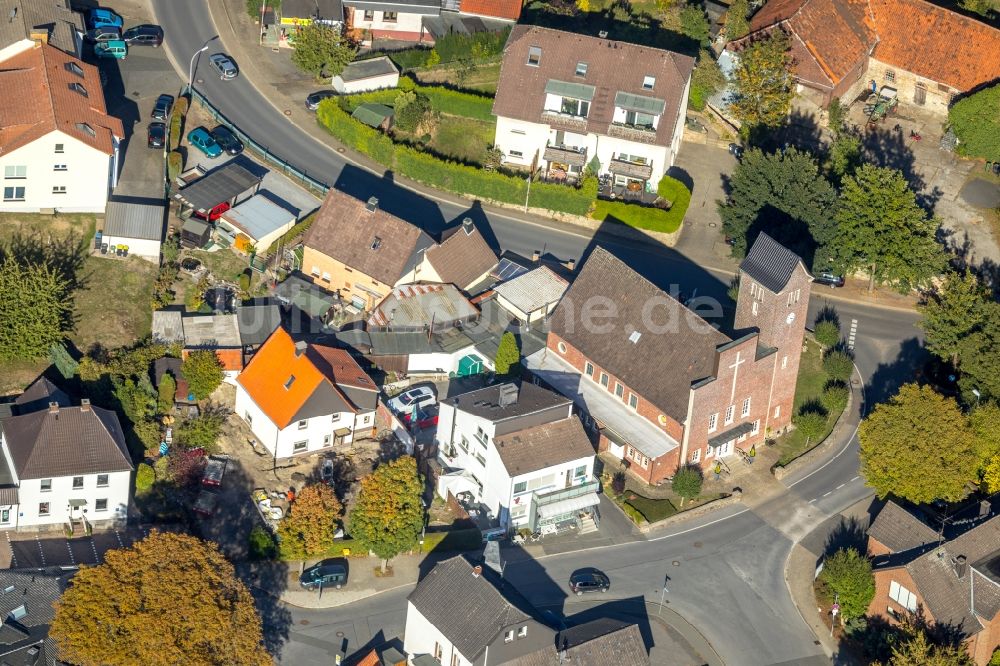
[689,50,726,111]
[290,23,357,78]
[949,83,999,160]
[394,90,431,133]
[175,408,226,453]
[958,0,998,15]
[135,463,155,495]
[731,30,794,131]
[814,320,841,349]
[818,547,875,622]
[954,302,1000,403]
[671,467,703,506]
[859,383,978,503]
[679,4,711,46]
[823,350,854,382]
[725,0,750,39]
[157,373,176,415]
[50,531,271,666]
[827,131,863,184]
[114,376,157,425]
[278,483,343,561]
[0,257,73,361]
[494,331,520,377]
[827,98,845,131]
[348,456,424,573]
[821,381,850,414]
[829,165,945,293]
[794,408,828,441]
[970,403,1000,472]
[248,525,276,560]
[718,148,836,258]
[918,271,991,367]
[181,350,224,400]
[875,619,975,666]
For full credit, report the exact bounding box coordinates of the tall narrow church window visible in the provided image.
[708,413,717,432]
[752,301,758,316]
[725,405,734,424]
[742,397,751,417]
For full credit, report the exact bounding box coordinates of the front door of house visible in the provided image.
[914,84,927,105]
[716,440,734,457]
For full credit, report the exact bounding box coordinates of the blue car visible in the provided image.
[187,127,222,158]
[87,8,123,30]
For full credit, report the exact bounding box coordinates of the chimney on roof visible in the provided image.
[26,645,40,665]
[294,340,307,357]
[980,500,990,518]
[47,402,59,414]
[472,565,482,578]
[365,196,379,212]
[532,250,540,262]
[954,555,968,580]
[498,384,519,408]
[566,258,576,271]
[462,217,474,235]
[80,398,90,412]
[598,30,607,38]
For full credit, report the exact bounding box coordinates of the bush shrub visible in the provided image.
[167,151,182,183]
[822,380,850,414]
[248,525,276,560]
[611,471,626,495]
[793,406,828,440]
[621,501,646,524]
[369,27,510,70]
[135,463,155,494]
[823,350,855,382]
[814,320,841,348]
[591,176,690,233]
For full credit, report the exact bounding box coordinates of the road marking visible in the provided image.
[822,491,832,497]
[847,319,858,351]
[114,530,126,550]
[90,538,100,564]
[35,537,45,566]
[851,476,859,482]
[836,483,845,490]
[808,499,816,503]
[66,540,75,566]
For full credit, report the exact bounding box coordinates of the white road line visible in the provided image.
[90,538,100,563]
[822,491,832,497]
[66,540,75,566]
[808,498,816,503]
[36,537,45,566]
[851,476,859,482]
[836,483,845,490]
[114,530,126,549]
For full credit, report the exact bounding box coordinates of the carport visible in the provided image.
[173,163,263,220]
[101,200,166,261]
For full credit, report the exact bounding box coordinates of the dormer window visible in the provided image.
[560,98,589,118]
[504,629,514,643]
[64,61,84,78]
[518,626,528,638]
[75,122,95,137]
[527,46,542,66]
[642,75,655,90]
[371,236,382,250]
[69,82,88,98]
[575,62,587,77]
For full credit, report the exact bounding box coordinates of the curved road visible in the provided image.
[149,3,924,663]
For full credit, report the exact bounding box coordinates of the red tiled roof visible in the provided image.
[0,44,123,158]
[460,0,522,20]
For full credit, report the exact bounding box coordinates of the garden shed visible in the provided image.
[333,56,399,93]
[101,201,165,261]
[351,103,394,130]
[217,195,296,252]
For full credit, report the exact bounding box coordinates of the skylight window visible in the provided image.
[642,75,655,90]
[371,236,382,250]
[284,375,296,389]
[575,62,588,77]
[69,82,88,98]
[527,46,542,66]
[75,122,95,137]
[64,61,84,78]
[628,330,642,344]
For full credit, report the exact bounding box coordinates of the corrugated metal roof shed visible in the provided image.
[340,56,397,82]
[103,201,165,241]
[220,195,295,242]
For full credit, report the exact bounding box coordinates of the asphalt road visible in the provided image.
[147,4,926,663]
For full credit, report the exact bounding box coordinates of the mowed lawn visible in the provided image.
[431,116,496,165]
[775,337,842,465]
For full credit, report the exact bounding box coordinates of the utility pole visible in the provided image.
[658,574,670,616]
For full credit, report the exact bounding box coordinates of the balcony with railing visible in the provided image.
[607,122,659,144]
[534,478,600,507]
[541,110,588,133]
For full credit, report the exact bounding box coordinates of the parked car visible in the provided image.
[209,53,238,80]
[387,386,436,414]
[122,24,163,47]
[87,8,123,30]
[152,94,174,120]
[147,122,166,148]
[728,143,744,160]
[84,27,120,43]
[305,90,337,111]
[187,127,222,158]
[211,126,244,156]
[193,489,219,517]
[569,571,610,595]
[192,201,231,222]
[299,559,349,590]
[93,40,127,60]
[813,271,845,288]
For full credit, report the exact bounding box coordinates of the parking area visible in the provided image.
[4,527,149,569]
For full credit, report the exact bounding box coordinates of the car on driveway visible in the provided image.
[187,127,222,158]
[94,40,127,60]
[84,27,120,43]
[147,122,166,149]
[152,94,174,121]
[569,571,610,595]
[123,24,163,47]
[209,53,238,80]
[813,271,845,288]
[305,90,337,111]
[387,386,436,414]
[87,8,123,30]
[300,558,349,590]
[211,126,243,156]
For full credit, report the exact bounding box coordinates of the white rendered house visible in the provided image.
[492,25,693,191]
[435,383,598,532]
[0,43,123,213]
[0,378,133,531]
[235,327,378,460]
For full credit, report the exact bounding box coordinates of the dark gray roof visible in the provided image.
[237,305,282,347]
[283,0,344,20]
[153,357,183,387]
[407,556,538,661]
[739,232,807,294]
[343,0,441,14]
[0,568,73,662]
[557,619,648,666]
[495,417,594,476]
[339,56,398,82]
[0,0,83,57]
[0,404,134,479]
[551,247,729,422]
[174,163,261,213]
[14,377,69,415]
[867,500,940,553]
[450,382,570,422]
[103,201,165,242]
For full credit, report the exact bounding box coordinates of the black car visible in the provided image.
[813,271,846,288]
[305,90,337,111]
[84,27,121,43]
[728,143,744,160]
[152,94,174,121]
[123,24,163,47]
[147,122,166,149]
[299,558,348,590]
[211,126,243,156]
[569,571,610,596]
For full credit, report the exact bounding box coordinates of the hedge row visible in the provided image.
[317,99,595,216]
[590,175,691,233]
[360,27,510,70]
[339,78,495,122]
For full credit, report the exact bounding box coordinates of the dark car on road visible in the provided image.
[211,125,244,156]
[152,94,174,121]
[813,271,845,288]
[209,53,238,80]
[123,24,163,47]
[147,122,166,148]
[305,90,337,111]
[84,27,120,43]
[569,571,610,595]
[300,559,349,590]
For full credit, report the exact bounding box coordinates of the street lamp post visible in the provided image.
[188,44,210,94]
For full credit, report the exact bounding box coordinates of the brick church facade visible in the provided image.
[525,234,811,484]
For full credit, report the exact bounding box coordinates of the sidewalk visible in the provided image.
[279,554,422,609]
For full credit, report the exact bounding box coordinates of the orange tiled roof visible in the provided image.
[0,44,123,158]
[355,650,380,666]
[459,0,522,20]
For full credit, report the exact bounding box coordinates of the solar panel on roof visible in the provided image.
[491,258,529,282]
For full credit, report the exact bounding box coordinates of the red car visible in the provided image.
[193,201,230,221]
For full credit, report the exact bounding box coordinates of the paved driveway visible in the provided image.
[5,528,146,569]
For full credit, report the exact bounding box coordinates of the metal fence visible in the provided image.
[188,87,331,197]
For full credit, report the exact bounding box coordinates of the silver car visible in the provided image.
[209,53,238,80]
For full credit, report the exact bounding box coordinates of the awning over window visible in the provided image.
[543,145,588,167]
[708,421,755,449]
[334,427,353,437]
[537,493,600,519]
[68,499,87,507]
[0,487,18,505]
[545,79,596,101]
[608,159,653,179]
[614,91,666,115]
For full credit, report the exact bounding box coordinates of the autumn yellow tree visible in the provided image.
[278,482,343,560]
[348,456,424,573]
[50,530,271,666]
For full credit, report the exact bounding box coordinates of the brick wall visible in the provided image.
[867,536,892,558]
[967,610,1000,665]
[300,246,393,310]
[865,58,956,117]
[868,568,931,625]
